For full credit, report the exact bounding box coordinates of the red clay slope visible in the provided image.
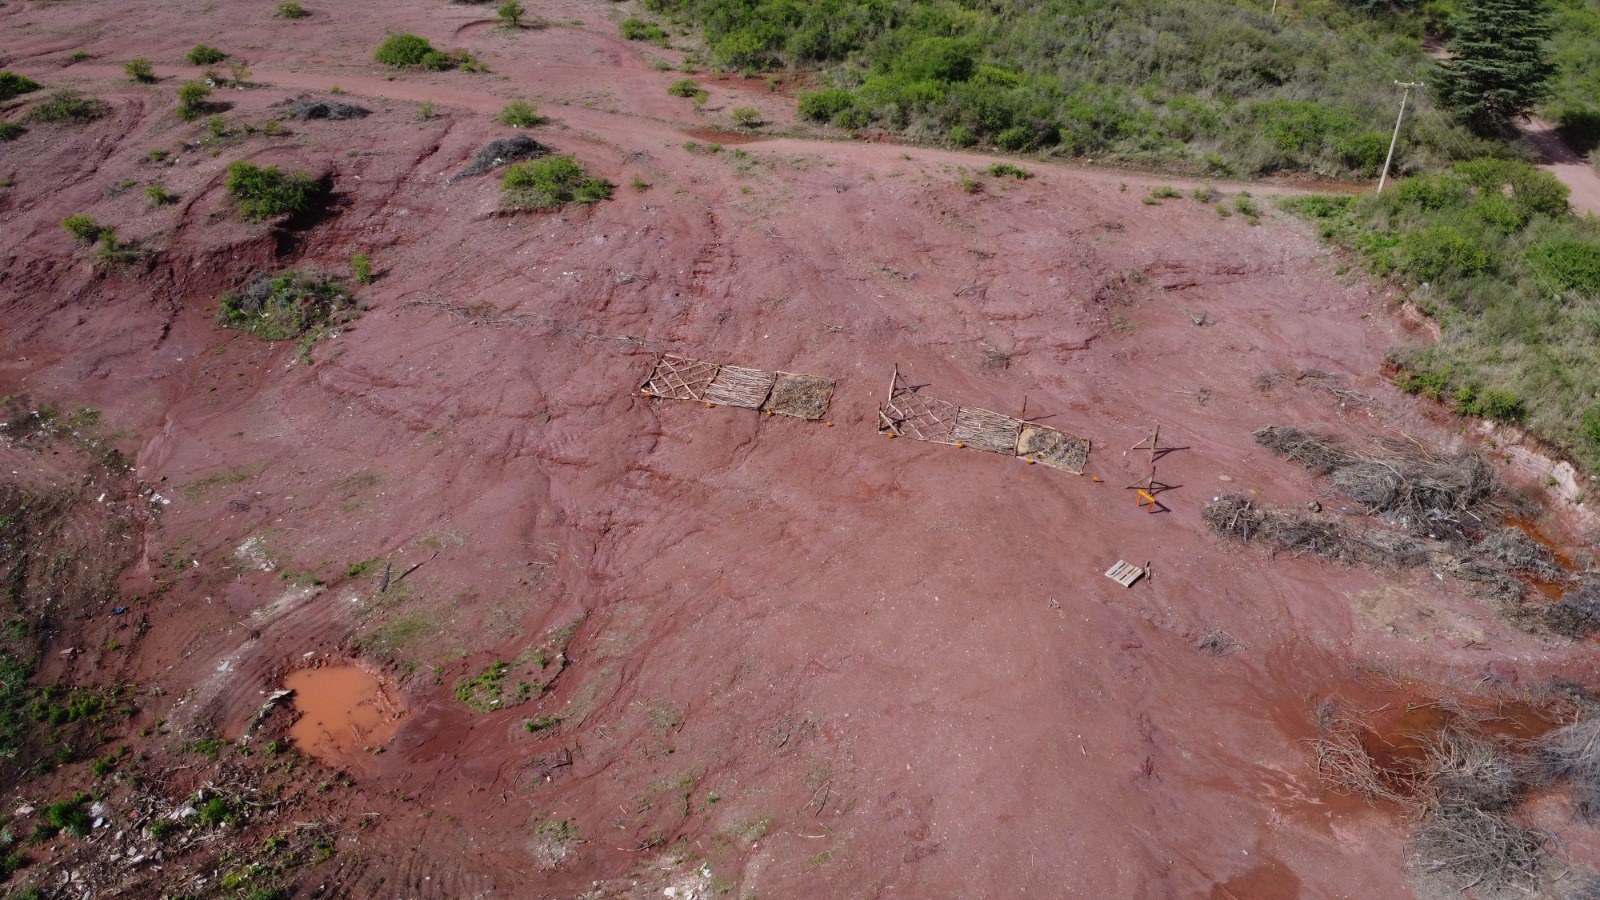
[3,0,1600,897]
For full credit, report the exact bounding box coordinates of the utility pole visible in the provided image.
[1378,81,1424,194]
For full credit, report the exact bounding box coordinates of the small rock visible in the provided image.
[1218,474,1234,482]
[1306,500,1322,512]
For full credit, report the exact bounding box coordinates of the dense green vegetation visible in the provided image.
[373,33,483,71]
[225,161,321,221]
[1284,161,1600,471]
[501,155,613,208]
[1547,0,1600,151]
[25,90,110,125]
[1437,0,1555,134]
[0,72,40,102]
[641,0,1507,176]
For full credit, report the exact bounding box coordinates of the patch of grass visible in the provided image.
[218,269,358,340]
[501,155,612,209]
[1144,185,1183,203]
[277,1,306,18]
[0,120,24,142]
[351,251,372,284]
[0,72,41,102]
[497,99,542,128]
[145,184,177,206]
[124,58,156,83]
[523,714,560,732]
[986,162,1031,179]
[225,160,321,221]
[187,45,228,65]
[454,661,511,711]
[26,90,110,125]
[356,613,431,660]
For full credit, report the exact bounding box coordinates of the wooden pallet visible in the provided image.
[1104,560,1145,588]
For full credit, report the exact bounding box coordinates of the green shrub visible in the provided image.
[797,88,852,123]
[419,50,452,71]
[351,251,372,284]
[143,184,175,205]
[124,58,156,83]
[730,105,762,127]
[502,154,613,208]
[497,100,542,127]
[1400,225,1490,280]
[187,45,228,65]
[43,794,91,838]
[176,81,211,120]
[61,214,107,243]
[27,89,110,124]
[621,18,669,45]
[0,121,24,141]
[667,78,702,98]
[0,71,41,102]
[523,714,560,732]
[277,1,306,17]
[218,270,358,340]
[198,796,237,827]
[987,162,1031,179]
[225,161,320,221]
[374,34,434,67]
[496,0,524,27]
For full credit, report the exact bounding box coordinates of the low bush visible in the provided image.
[176,81,211,121]
[374,34,434,67]
[124,58,156,83]
[218,269,359,340]
[497,100,541,127]
[730,105,761,127]
[797,88,852,123]
[61,214,107,243]
[225,161,321,221]
[351,251,371,284]
[502,154,612,208]
[187,44,228,65]
[26,90,110,124]
[0,71,41,102]
[0,121,24,141]
[43,794,92,839]
[145,185,177,206]
[988,162,1032,179]
[277,1,306,17]
[621,18,669,46]
[666,78,701,98]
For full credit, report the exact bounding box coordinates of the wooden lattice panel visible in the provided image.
[641,354,718,401]
[879,387,959,443]
[704,365,777,409]
[763,372,836,420]
[952,407,1023,455]
[1016,424,1090,473]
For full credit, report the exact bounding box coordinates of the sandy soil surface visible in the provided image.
[3,1,1600,898]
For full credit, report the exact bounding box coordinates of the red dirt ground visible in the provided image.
[4,1,1600,897]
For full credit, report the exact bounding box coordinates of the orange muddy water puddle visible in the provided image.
[1505,515,1576,599]
[285,666,400,768]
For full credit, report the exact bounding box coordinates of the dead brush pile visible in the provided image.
[1306,701,1577,897]
[1203,494,1430,569]
[1254,426,1499,539]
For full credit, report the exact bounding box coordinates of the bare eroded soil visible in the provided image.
[4,1,1600,897]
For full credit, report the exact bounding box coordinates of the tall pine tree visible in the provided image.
[1438,0,1556,134]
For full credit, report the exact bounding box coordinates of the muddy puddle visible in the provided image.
[680,127,769,146]
[1505,515,1577,600]
[285,666,401,768]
